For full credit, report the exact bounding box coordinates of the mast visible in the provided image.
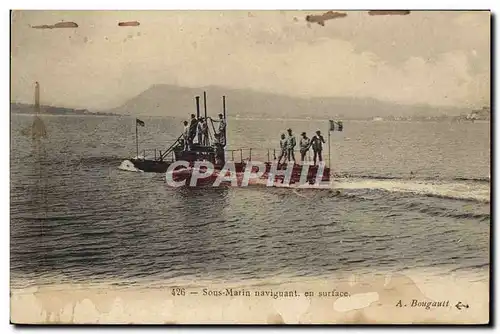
[222,95,226,119]
[203,91,207,119]
[195,96,200,118]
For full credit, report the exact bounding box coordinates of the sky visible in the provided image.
[10,10,490,110]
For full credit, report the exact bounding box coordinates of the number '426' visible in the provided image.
[171,288,185,296]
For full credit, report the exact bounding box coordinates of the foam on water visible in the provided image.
[158,168,489,202]
[118,160,143,173]
[333,178,490,203]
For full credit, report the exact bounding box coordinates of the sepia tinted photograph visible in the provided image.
[9,9,491,324]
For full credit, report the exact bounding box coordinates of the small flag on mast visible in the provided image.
[329,120,343,132]
[136,118,145,127]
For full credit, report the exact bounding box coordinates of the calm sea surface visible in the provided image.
[10,115,490,289]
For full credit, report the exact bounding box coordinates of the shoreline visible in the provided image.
[10,113,491,123]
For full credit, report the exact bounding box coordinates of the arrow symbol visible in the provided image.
[455,302,469,310]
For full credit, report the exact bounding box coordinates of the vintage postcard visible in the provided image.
[10,10,491,324]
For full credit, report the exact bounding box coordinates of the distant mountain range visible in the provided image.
[110,84,473,120]
[10,103,119,116]
[11,84,486,121]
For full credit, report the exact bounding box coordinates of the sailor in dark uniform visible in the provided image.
[188,114,198,146]
[310,130,326,165]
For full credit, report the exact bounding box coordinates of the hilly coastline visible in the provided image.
[10,103,118,116]
[11,84,488,121]
[110,84,473,120]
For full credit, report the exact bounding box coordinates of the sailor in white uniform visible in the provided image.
[299,132,310,163]
[277,133,288,165]
[182,120,190,150]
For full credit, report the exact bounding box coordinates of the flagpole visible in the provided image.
[328,128,331,172]
[135,120,139,159]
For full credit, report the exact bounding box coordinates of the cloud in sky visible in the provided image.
[11,10,490,110]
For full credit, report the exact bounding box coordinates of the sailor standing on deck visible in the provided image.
[212,113,226,146]
[188,114,198,145]
[182,120,190,150]
[197,117,208,145]
[299,132,310,163]
[277,133,288,165]
[310,130,326,165]
[286,128,296,162]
